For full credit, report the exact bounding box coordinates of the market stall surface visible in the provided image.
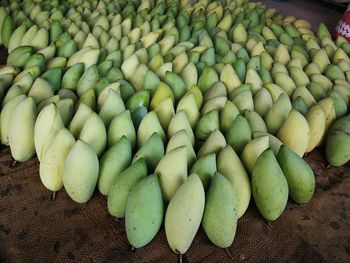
[1,145,350,262]
[0,0,349,262]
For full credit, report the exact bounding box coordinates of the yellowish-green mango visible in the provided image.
[108,110,136,147]
[8,97,37,162]
[0,94,26,145]
[265,93,292,134]
[40,128,75,192]
[190,153,217,190]
[277,145,315,204]
[241,135,270,173]
[253,88,273,117]
[62,140,99,203]
[34,103,64,161]
[305,104,326,153]
[137,111,166,147]
[165,173,205,255]
[197,129,226,158]
[155,146,187,202]
[277,109,310,157]
[168,110,195,146]
[68,103,93,138]
[166,129,196,167]
[218,145,251,218]
[253,132,284,156]
[99,89,125,126]
[176,92,200,129]
[79,112,107,157]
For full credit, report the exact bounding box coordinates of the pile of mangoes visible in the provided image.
[0,0,349,257]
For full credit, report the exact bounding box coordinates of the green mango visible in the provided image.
[62,140,99,203]
[97,60,113,78]
[292,96,308,115]
[132,132,164,171]
[233,58,247,81]
[1,15,14,48]
[329,91,348,118]
[277,145,315,204]
[107,158,148,218]
[325,64,345,82]
[189,153,216,190]
[78,89,96,111]
[225,115,252,154]
[306,82,326,102]
[41,68,62,92]
[251,149,288,221]
[98,136,132,196]
[164,71,187,103]
[202,172,238,248]
[50,20,63,43]
[326,115,350,166]
[25,53,45,72]
[58,39,78,58]
[125,174,164,248]
[197,66,219,93]
[131,106,148,130]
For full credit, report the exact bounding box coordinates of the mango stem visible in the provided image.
[225,248,234,260]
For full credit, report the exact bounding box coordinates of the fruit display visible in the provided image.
[0,0,349,259]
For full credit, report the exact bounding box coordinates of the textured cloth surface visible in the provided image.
[0,144,349,263]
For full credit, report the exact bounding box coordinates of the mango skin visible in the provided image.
[40,128,75,192]
[326,115,350,166]
[277,145,315,204]
[125,174,164,248]
[62,140,99,203]
[251,149,289,221]
[165,174,205,254]
[107,159,148,218]
[98,136,132,196]
[202,172,238,248]
[8,97,37,162]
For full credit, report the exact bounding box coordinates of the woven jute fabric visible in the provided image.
[0,143,349,263]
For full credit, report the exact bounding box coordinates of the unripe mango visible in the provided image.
[165,174,205,255]
[8,97,37,162]
[40,128,75,192]
[202,172,238,248]
[326,115,350,166]
[125,174,164,248]
[277,145,315,204]
[251,149,288,221]
[62,140,99,203]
